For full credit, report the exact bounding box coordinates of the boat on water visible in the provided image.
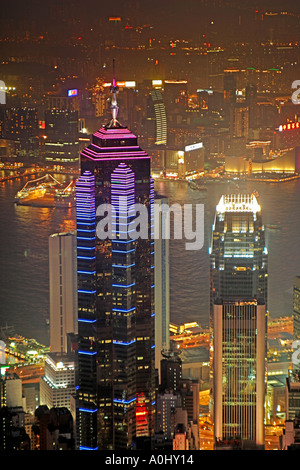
[55,190,76,208]
[189,181,208,191]
[54,180,76,208]
[14,173,61,203]
[14,186,46,203]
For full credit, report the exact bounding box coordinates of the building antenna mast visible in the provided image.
[110,58,119,126]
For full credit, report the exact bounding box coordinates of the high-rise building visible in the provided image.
[4,107,38,143]
[293,276,300,341]
[49,232,78,354]
[156,391,181,439]
[163,80,188,111]
[286,370,300,421]
[40,352,76,410]
[210,193,268,449]
[76,76,155,450]
[160,356,182,394]
[44,109,79,165]
[213,299,266,448]
[229,104,249,140]
[3,107,39,157]
[144,89,167,146]
[245,83,258,130]
[154,196,170,381]
[210,194,268,309]
[223,73,237,123]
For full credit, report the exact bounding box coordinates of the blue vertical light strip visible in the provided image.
[76,171,96,297]
[76,171,98,451]
[111,163,136,406]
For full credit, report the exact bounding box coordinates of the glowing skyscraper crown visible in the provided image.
[216,194,261,214]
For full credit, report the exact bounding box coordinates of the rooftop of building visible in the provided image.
[216,193,261,214]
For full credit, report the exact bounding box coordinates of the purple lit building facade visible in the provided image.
[76,108,155,450]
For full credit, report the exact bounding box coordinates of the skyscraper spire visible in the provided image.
[109,58,119,127]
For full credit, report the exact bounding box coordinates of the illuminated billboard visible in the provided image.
[278,122,300,132]
[103,81,136,88]
[68,89,78,97]
[185,142,203,152]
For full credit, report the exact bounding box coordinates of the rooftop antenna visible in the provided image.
[110,58,119,126]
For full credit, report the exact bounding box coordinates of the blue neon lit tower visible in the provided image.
[77,71,155,450]
[76,171,97,450]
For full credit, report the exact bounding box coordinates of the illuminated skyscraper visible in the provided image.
[210,194,268,308]
[49,232,78,354]
[245,83,258,131]
[210,194,268,449]
[154,195,170,382]
[213,299,266,448]
[145,89,167,146]
[44,109,79,165]
[76,72,155,450]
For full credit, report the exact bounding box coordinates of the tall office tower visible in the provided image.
[224,74,237,106]
[245,83,258,130]
[223,73,237,123]
[214,299,266,448]
[210,194,268,449]
[160,356,182,394]
[145,89,167,146]
[49,232,78,354]
[44,109,79,165]
[163,80,188,111]
[156,391,181,439]
[4,107,38,142]
[229,104,249,141]
[293,276,300,341]
[4,107,39,157]
[210,194,268,308]
[76,76,155,450]
[154,196,170,381]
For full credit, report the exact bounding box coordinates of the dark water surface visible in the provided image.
[1,173,300,346]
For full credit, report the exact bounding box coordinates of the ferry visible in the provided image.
[189,181,208,191]
[54,179,76,208]
[14,186,46,202]
[55,189,76,208]
[14,173,61,203]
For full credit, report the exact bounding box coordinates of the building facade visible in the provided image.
[154,196,170,381]
[44,109,79,165]
[40,353,76,410]
[76,87,155,450]
[210,193,268,448]
[49,232,78,354]
[293,276,300,341]
[213,299,266,447]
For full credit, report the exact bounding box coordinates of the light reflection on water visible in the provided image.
[0,174,300,345]
[155,178,300,329]
[0,172,76,345]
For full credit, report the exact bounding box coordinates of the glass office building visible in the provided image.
[210,194,268,448]
[210,193,268,308]
[76,92,155,450]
